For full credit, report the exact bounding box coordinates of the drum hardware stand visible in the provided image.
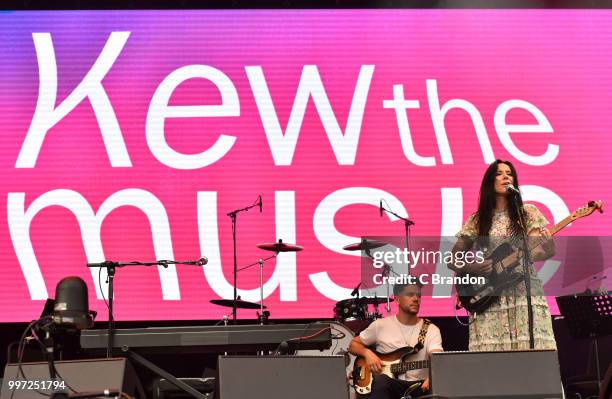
[364,247,403,316]
[371,294,382,320]
[382,262,392,315]
[237,253,277,325]
[86,258,207,358]
[379,200,415,276]
[227,195,263,323]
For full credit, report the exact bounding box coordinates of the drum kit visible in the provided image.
[210,196,411,328]
[208,237,390,332]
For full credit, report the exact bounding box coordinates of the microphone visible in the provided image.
[86,261,117,268]
[197,257,208,266]
[259,195,263,213]
[350,282,361,297]
[379,200,383,217]
[505,185,521,196]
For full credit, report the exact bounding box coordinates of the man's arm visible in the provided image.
[349,336,383,374]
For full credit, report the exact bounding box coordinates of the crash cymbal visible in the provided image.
[256,239,303,252]
[342,239,387,251]
[210,299,267,309]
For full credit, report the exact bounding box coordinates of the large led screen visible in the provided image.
[1,10,610,321]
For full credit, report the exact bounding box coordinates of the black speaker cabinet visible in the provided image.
[430,349,563,399]
[1,358,143,399]
[216,356,349,399]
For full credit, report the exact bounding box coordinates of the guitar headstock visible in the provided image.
[572,200,604,220]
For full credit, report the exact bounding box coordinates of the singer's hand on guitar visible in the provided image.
[364,351,383,374]
[462,258,493,276]
[539,227,551,238]
[529,226,555,261]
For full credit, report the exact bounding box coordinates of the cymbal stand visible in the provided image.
[365,249,403,316]
[237,253,277,324]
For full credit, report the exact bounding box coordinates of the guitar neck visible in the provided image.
[501,210,575,268]
[548,212,579,236]
[391,359,430,374]
[525,212,571,252]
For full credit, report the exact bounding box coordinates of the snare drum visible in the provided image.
[296,322,356,399]
[334,298,368,322]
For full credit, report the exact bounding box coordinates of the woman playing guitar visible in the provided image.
[449,160,557,351]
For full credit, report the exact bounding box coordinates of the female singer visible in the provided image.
[450,160,556,351]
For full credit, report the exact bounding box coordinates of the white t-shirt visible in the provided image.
[359,316,443,381]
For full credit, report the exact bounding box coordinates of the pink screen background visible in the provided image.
[0,10,610,321]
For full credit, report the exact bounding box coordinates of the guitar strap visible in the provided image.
[413,318,430,352]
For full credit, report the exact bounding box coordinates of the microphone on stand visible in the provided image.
[379,200,383,217]
[186,257,209,266]
[86,261,117,268]
[505,185,521,196]
[259,195,263,213]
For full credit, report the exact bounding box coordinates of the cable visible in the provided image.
[9,317,82,399]
[453,305,472,327]
[286,326,332,345]
[293,321,316,353]
[329,324,347,355]
[51,365,78,394]
[10,319,53,399]
[98,267,111,315]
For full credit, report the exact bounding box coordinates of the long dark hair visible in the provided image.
[476,160,525,242]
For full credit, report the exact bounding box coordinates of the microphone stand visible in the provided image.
[86,258,205,358]
[227,197,262,323]
[510,194,535,349]
[380,203,415,275]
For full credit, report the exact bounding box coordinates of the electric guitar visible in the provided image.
[456,200,604,314]
[351,346,429,395]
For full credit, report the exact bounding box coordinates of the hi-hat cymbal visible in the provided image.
[342,239,387,251]
[256,239,303,252]
[210,299,267,309]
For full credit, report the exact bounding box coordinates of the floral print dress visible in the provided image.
[457,204,557,351]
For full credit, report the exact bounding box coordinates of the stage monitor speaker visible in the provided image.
[216,355,348,399]
[1,358,144,398]
[430,349,563,399]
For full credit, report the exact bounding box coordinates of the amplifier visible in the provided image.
[430,350,563,399]
[1,358,143,399]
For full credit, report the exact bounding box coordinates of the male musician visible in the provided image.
[349,282,443,399]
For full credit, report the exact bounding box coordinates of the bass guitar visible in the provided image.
[456,200,603,314]
[352,346,429,395]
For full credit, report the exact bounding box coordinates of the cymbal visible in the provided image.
[256,240,303,252]
[342,239,387,251]
[210,299,267,309]
[359,297,384,305]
